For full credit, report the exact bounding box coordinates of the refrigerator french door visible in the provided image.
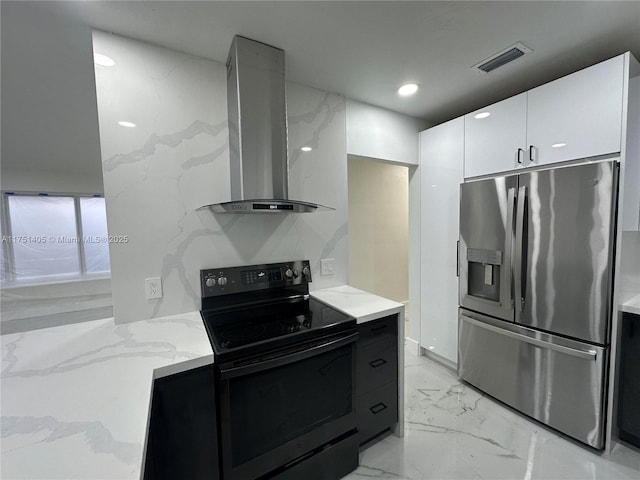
[458,160,618,449]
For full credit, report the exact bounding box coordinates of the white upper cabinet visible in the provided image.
[463,54,626,178]
[527,55,624,166]
[464,94,527,178]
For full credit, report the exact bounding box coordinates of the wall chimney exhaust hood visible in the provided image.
[200,36,333,214]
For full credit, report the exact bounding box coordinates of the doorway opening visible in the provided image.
[347,155,409,318]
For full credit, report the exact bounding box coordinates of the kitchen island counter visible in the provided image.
[1,312,212,480]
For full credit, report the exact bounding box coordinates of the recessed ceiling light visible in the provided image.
[474,112,491,119]
[94,53,115,67]
[118,121,136,128]
[301,146,312,152]
[398,83,418,96]
[551,143,567,148]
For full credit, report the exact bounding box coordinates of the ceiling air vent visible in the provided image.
[472,42,533,73]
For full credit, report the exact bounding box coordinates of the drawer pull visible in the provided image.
[369,358,387,368]
[370,324,388,334]
[369,402,388,415]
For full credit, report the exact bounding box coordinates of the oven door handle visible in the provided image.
[219,332,359,380]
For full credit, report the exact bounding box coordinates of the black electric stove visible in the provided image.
[199,260,360,480]
[200,260,356,362]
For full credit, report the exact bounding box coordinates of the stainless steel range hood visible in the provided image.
[201,36,333,214]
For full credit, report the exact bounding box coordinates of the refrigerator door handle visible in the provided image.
[460,315,598,361]
[500,188,516,309]
[514,186,527,313]
[456,240,460,277]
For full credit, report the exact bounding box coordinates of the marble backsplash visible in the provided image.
[93,31,348,323]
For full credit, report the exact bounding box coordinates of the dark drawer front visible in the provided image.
[619,313,640,448]
[357,382,398,445]
[356,339,397,396]
[358,315,398,347]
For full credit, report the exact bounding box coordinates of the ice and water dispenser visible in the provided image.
[466,248,502,302]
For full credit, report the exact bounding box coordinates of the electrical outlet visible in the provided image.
[145,277,162,299]
[320,258,335,276]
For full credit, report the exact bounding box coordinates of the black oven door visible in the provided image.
[217,331,358,480]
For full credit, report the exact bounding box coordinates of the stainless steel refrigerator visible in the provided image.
[458,160,618,449]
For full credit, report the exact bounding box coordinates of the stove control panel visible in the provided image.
[200,260,312,297]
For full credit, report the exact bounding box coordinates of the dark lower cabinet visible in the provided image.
[618,312,640,448]
[144,365,219,480]
[356,315,399,446]
[143,314,400,479]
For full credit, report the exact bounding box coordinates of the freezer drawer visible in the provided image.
[458,310,607,449]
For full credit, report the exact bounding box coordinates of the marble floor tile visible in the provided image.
[344,348,640,480]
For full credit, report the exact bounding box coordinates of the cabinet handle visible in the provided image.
[369,402,388,415]
[369,358,387,368]
[517,148,524,164]
[370,324,388,334]
[528,145,535,163]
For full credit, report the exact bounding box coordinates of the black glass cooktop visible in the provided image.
[201,297,355,361]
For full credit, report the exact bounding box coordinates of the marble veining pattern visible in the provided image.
[343,348,640,480]
[2,311,639,479]
[93,32,348,324]
[2,415,141,466]
[102,119,227,172]
[0,312,212,479]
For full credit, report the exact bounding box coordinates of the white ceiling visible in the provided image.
[69,0,640,124]
[2,1,640,179]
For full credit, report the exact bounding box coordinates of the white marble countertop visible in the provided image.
[620,292,640,315]
[311,285,404,323]
[1,312,212,480]
[1,286,405,479]
[312,285,406,440]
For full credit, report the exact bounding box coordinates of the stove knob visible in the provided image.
[285,268,293,279]
[293,269,300,278]
[302,266,311,277]
[218,276,228,286]
[205,277,216,287]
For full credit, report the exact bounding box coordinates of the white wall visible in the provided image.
[621,75,640,231]
[348,157,408,303]
[346,99,429,165]
[0,3,111,334]
[1,167,104,195]
[93,32,349,323]
[346,99,428,348]
[0,1,104,183]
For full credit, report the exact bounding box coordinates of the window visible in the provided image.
[80,197,111,274]
[1,192,111,283]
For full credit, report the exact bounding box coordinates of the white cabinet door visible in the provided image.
[527,55,624,166]
[464,93,527,178]
[419,118,464,364]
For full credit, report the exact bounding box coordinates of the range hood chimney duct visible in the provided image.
[201,36,332,213]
